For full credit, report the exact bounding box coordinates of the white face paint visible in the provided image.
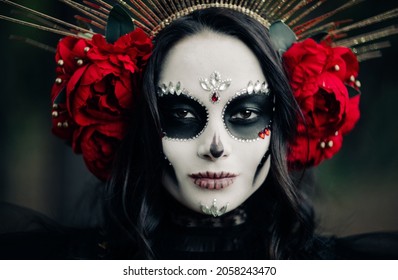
[159,31,272,215]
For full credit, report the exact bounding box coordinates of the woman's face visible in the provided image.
[158,31,273,216]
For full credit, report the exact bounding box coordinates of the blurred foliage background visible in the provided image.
[0,0,397,234]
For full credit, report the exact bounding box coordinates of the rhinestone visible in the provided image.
[334,65,340,71]
[52,111,58,118]
[261,82,269,94]
[55,78,62,84]
[254,80,261,93]
[328,140,334,148]
[320,141,326,149]
[57,122,62,128]
[355,80,361,88]
[350,75,355,82]
[211,93,219,102]
[175,81,182,95]
[168,82,175,94]
[57,59,64,66]
[160,83,167,95]
[77,59,84,66]
[84,47,90,53]
[247,81,254,94]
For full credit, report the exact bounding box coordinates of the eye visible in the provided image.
[173,109,196,119]
[230,109,259,120]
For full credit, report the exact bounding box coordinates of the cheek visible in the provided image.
[234,138,270,169]
[162,139,197,170]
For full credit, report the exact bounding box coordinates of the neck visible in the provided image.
[151,194,267,259]
[168,201,248,229]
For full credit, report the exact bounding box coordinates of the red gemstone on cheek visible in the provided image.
[264,128,270,136]
[258,132,266,139]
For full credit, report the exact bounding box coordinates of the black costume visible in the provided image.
[1,202,397,260]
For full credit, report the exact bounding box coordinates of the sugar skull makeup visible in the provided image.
[159,31,273,216]
[158,78,273,141]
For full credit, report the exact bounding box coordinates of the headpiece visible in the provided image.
[1,0,397,180]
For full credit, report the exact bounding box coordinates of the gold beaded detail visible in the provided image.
[151,3,270,36]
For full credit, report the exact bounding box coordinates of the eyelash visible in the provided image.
[230,109,259,120]
[172,109,196,119]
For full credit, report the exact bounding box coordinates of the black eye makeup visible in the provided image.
[158,94,208,140]
[222,93,274,141]
[157,80,274,141]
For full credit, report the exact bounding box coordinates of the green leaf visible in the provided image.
[269,20,297,56]
[105,5,135,44]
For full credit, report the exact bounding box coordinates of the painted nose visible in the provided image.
[198,133,230,160]
[210,134,224,158]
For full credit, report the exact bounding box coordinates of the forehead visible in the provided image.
[159,31,266,96]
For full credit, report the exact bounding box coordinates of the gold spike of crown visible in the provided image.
[1,0,398,59]
[112,0,274,36]
[109,0,368,37]
[91,0,398,48]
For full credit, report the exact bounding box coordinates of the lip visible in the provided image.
[189,171,238,190]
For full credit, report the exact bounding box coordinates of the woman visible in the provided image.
[0,1,397,260]
[103,8,332,259]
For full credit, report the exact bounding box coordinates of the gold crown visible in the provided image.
[1,0,398,61]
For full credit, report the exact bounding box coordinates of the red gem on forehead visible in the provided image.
[211,92,219,103]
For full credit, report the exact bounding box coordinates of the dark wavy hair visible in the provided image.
[104,8,315,259]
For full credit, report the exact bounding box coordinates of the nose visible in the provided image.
[198,132,231,161]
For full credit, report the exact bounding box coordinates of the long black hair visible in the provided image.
[104,8,315,259]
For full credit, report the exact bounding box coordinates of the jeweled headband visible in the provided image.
[1,0,397,180]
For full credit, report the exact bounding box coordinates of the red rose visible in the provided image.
[50,29,153,180]
[295,73,349,138]
[283,38,360,167]
[51,103,75,141]
[288,133,343,168]
[66,29,153,128]
[76,122,127,181]
[51,37,92,141]
[341,94,360,135]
